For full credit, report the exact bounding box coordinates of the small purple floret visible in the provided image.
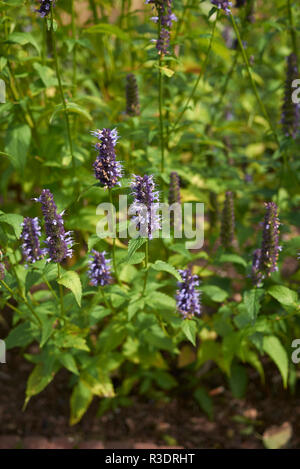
[20,217,44,264]
[176,269,201,318]
[91,128,122,189]
[88,250,112,287]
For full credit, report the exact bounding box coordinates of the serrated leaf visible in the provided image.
[57,270,82,307]
[181,319,197,346]
[263,336,288,388]
[70,381,93,426]
[151,260,182,281]
[243,288,264,321]
[5,32,40,54]
[0,212,24,238]
[218,253,247,268]
[84,23,130,41]
[268,286,298,307]
[4,124,31,173]
[202,285,228,302]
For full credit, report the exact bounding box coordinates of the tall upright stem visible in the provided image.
[108,189,120,285]
[71,0,77,97]
[287,0,298,60]
[158,18,165,173]
[171,11,219,134]
[142,240,149,296]
[50,6,75,174]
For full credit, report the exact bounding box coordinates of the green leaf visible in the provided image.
[181,319,197,346]
[218,253,247,268]
[121,238,146,264]
[202,285,228,302]
[33,63,57,87]
[24,363,56,409]
[263,422,292,449]
[263,336,288,388]
[4,124,31,173]
[5,32,40,54]
[50,102,92,124]
[0,212,24,238]
[40,317,54,347]
[151,260,182,281]
[58,353,79,375]
[243,288,264,321]
[57,270,82,307]
[228,363,248,399]
[194,387,214,420]
[70,381,93,425]
[120,251,145,265]
[149,291,176,311]
[268,285,298,307]
[5,321,35,350]
[84,23,130,41]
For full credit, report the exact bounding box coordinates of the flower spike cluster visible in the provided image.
[20,217,44,264]
[126,74,140,117]
[176,269,201,319]
[35,189,73,263]
[211,0,233,15]
[0,263,5,281]
[168,172,181,206]
[36,0,55,18]
[91,128,123,189]
[258,202,281,278]
[281,53,299,138]
[220,191,235,249]
[88,250,112,287]
[146,0,177,55]
[130,174,161,239]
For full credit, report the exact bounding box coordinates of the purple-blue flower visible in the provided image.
[35,189,73,263]
[126,74,140,116]
[281,53,299,138]
[176,269,201,318]
[251,248,262,286]
[88,250,112,287]
[220,191,235,249]
[130,174,161,239]
[258,202,281,278]
[211,0,233,15]
[168,172,181,205]
[20,217,44,264]
[36,0,55,18]
[91,128,122,189]
[146,0,177,55]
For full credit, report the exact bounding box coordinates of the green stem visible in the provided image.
[100,287,111,310]
[42,274,59,302]
[50,6,75,174]
[0,279,41,326]
[71,0,77,97]
[171,11,219,134]
[287,0,298,59]
[230,13,279,145]
[158,55,165,173]
[108,189,120,285]
[142,240,149,296]
[57,263,64,316]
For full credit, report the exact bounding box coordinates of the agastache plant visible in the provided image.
[251,248,262,286]
[281,53,299,138]
[126,74,140,116]
[220,191,235,249]
[20,217,44,264]
[91,128,122,189]
[130,174,161,239]
[258,202,281,278]
[88,250,112,287]
[176,269,201,319]
[211,0,233,15]
[146,0,177,55]
[36,0,55,18]
[35,189,73,263]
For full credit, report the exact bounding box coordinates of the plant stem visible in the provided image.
[100,287,111,310]
[157,18,165,173]
[108,189,120,285]
[0,279,41,326]
[71,0,77,98]
[50,6,75,174]
[287,0,298,59]
[230,13,279,145]
[142,240,149,296]
[171,11,219,134]
[57,263,64,316]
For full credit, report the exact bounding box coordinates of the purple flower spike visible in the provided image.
[281,53,299,138]
[251,248,262,286]
[88,250,112,287]
[126,74,140,117]
[211,0,233,15]
[130,174,161,239]
[146,0,177,55]
[91,128,122,189]
[20,217,44,264]
[258,202,281,278]
[168,172,181,205]
[176,269,201,319]
[35,189,73,263]
[36,0,55,18]
[220,191,235,249]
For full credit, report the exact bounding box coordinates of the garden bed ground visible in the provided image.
[0,348,299,449]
